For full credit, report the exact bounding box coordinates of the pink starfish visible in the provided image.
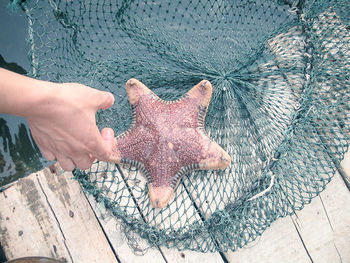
[108,79,231,208]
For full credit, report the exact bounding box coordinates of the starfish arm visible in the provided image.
[148,184,174,208]
[170,80,212,129]
[126,78,155,105]
[145,143,182,208]
[175,129,231,171]
[147,136,231,209]
[197,136,231,170]
[186,80,212,109]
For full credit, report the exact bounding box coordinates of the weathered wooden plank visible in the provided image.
[318,172,350,261]
[86,194,167,263]
[224,215,311,263]
[0,164,118,263]
[85,161,168,263]
[161,249,224,263]
[38,164,119,263]
[0,174,71,261]
[291,172,350,263]
[224,171,350,263]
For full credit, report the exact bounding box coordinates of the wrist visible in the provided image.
[0,68,59,117]
[20,79,59,119]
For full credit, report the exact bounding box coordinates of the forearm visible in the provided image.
[0,68,57,117]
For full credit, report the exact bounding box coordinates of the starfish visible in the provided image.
[108,78,231,208]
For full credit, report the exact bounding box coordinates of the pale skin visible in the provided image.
[0,68,115,171]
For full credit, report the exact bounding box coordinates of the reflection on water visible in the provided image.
[0,54,26,75]
[0,117,45,185]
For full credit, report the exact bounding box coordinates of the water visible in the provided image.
[0,3,49,186]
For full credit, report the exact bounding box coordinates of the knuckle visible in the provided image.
[86,141,109,160]
[99,151,109,160]
[60,144,76,158]
[86,140,98,151]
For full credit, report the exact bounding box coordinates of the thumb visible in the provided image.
[98,91,115,110]
[90,127,115,161]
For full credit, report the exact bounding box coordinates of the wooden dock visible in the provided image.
[0,150,349,263]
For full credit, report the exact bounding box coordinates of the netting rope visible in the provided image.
[12,0,350,252]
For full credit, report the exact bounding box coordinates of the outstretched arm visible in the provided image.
[0,68,115,171]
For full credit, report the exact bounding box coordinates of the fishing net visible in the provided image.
[12,0,350,252]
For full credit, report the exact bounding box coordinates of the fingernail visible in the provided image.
[107,92,115,105]
[102,127,114,140]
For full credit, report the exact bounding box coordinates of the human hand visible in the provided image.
[26,82,115,171]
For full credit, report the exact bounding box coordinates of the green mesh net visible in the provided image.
[13,0,350,252]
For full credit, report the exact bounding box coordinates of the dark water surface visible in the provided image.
[0,3,49,186]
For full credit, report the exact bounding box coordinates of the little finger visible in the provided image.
[74,154,95,170]
[40,146,56,161]
[57,155,76,171]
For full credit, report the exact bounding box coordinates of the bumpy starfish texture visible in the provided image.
[108,78,231,208]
